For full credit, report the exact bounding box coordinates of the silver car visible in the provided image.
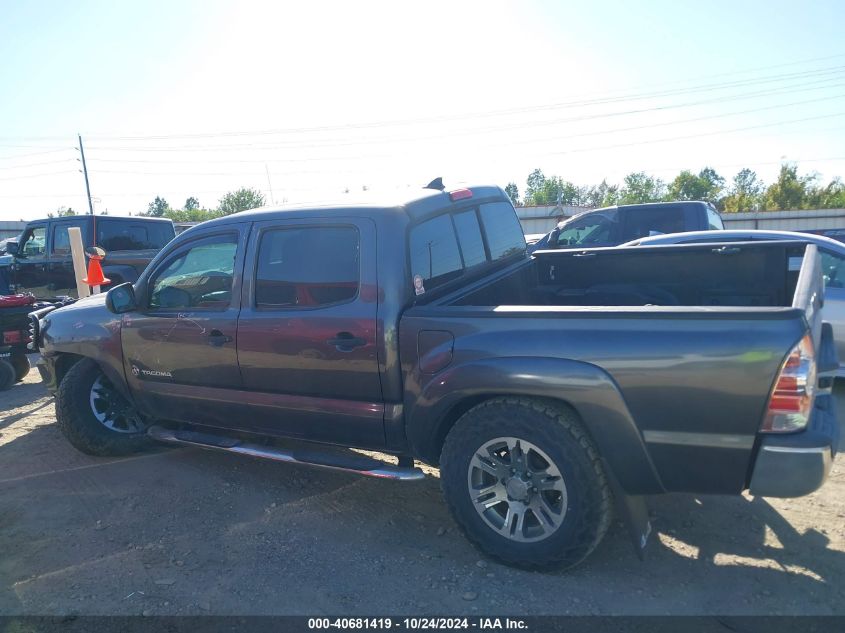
[624,229,845,376]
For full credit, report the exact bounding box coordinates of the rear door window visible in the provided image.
[255,226,359,308]
[98,221,173,250]
[51,225,71,255]
[621,207,686,242]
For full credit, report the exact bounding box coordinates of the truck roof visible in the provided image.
[589,200,715,214]
[557,200,716,228]
[190,185,509,230]
[29,215,174,225]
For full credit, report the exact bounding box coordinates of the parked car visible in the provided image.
[531,200,724,250]
[31,185,837,571]
[4,215,175,300]
[624,229,845,377]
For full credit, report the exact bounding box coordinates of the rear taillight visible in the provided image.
[762,333,816,433]
[3,330,22,345]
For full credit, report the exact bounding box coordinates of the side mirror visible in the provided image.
[106,282,138,314]
[548,228,560,248]
[5,240,19,256]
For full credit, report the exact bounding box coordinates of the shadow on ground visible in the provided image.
[0,377,843,615]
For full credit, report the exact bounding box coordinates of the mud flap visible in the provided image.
[607,469,652,560]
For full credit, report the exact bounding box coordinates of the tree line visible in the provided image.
[505,163,845,212]
[141,187,266,221]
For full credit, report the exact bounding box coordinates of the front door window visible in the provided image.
[148,235,238,310]
[20,226,46,257]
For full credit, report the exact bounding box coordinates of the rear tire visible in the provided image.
[11,354,30,382]
[56,358,151,456]
[440,397,613,571]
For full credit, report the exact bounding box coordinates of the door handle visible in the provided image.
[326,332,366,352]
[207,329,233,347]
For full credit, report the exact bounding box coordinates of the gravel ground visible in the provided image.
[1,369,843,616]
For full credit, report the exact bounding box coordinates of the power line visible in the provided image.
[0,158,78,171]
[4,59,845,143]
[505,91,845,147]
[81,64,845,141]
[0,169,78,181]
[81,103,845,169]
[84,75,845,154]
[548,111,845,157]
[0,148,74,161]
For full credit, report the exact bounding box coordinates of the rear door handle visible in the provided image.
[326,332,366,351]
[208,329,233,347]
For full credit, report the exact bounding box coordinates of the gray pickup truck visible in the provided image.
[31,184,839,570]
[4,215,175,299]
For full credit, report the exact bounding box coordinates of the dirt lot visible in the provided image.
[1,369,843,616]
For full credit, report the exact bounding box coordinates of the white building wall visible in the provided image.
[722,209,845,231]
[0,221,27,240]
[515,205,591,235]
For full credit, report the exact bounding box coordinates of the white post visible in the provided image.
[67,227,90,298]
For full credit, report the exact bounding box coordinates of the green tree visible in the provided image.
[803,177,845,209]
[56,206,76,217]
[617,172,666,204]
[184,196,200,211]
[524,169,580,206]
[164,207,224,222]
[146,196,170,217]
[722,168,764,212]
[582,180,619,207]
[504,182,520,206]
[667,167,725,204]
[524,168,546,205]
[763,164,815,210]
[218,187,265,214]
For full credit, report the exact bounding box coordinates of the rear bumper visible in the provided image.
[749,393,839,498]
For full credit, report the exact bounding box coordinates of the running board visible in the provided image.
[147,426,426,481]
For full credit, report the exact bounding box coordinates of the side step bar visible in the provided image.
[147,426,426,482]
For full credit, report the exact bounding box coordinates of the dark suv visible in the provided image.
[6,215,175,299]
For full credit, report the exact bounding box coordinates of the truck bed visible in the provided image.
[401,242,822,496]
[449,242,805,309]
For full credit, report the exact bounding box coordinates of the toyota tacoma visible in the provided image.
[31,183,839,570]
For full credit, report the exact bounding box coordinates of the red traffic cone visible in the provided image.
[82,247,111,287]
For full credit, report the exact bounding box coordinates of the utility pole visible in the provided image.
[77,134,94,215]
[265,164,275,205]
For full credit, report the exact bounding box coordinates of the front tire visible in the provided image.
[56,358,151,456]
[11,354,30,382]
[440,397,613,571]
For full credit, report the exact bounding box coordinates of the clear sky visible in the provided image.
[1,0,844,219]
